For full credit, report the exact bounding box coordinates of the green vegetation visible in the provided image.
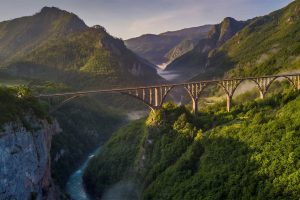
[24,80,125,188]
[167,0,300,80]
[50,96,124,187]
[83,89,300,200]
[222,0,300,77]
[0,7,162,89]
[0,7,161,189]
[83,120,146,197]
[0,86,47,129]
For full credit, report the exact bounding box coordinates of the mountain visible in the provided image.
[0,7,162,89]
[83,90,300,199]
[0,87,60,200]
[166,0,300,80]
[0,7,163,191]
[125,25,212,67]
[165,17,248,80]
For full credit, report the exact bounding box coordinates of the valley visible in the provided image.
[0,1,300,200]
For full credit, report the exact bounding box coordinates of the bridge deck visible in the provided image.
[37,73,300,97]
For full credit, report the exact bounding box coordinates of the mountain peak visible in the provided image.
[40,6,65,15]
[222,17,237,22]
[37,6,88,32]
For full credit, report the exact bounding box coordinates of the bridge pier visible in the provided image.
[226,95,232,112]
[184,83,207,115]
[192,98,198,114]
[259,90,265,99]
[253,77,276,100]
[219,80,242,112]
[289,75,300,91]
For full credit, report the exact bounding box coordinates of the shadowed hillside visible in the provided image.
[125,25,212,67]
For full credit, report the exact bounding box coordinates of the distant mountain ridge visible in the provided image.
[125,25,212,67]
[0,7,163,88]
[166,0,300,80]
[164,17,248,80]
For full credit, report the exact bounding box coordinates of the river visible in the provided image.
[65,111,148,200]
[65,148,99,200]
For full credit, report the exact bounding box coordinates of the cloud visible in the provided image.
[126,5,202,38]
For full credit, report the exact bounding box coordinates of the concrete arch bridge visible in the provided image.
[37,74,300,114]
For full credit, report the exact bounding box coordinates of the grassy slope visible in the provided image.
[83,89,300,200]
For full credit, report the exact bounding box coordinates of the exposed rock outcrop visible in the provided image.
[0,115,61,200]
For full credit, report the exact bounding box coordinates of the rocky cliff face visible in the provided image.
[0,115,61,200]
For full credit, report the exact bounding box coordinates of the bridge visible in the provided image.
[38,73,300,114]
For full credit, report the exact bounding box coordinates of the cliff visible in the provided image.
[0,115,61,200]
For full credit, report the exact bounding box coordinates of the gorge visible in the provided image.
[1,0,300,199]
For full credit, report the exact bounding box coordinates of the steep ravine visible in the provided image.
[65,110,148,200]
[0,115,61,200]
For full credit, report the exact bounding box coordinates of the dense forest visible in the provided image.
[83,87,300,200]
[163,0,300,81]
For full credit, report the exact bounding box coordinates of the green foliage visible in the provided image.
[224,1,300,76]
[0,7,162,90]
[0,86,47,128]
[84,91,300,200]
[171,1,300,80]
[83,120,147,197]
[50,96,123,188]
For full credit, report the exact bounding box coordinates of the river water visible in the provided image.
[65,111,148,200]
[65,148,99,200]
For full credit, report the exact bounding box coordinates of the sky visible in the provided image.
[0,0,294,39]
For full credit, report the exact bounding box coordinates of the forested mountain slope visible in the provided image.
[165,17,247,80]
[0,7,162,88]
[167,0,300,80]
[0,7,162,190]
[125,25,212,66]
[83,89,300,200]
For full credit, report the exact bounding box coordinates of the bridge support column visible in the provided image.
[259,90,265,99]
[290,75,300,90]
[184,83,207,115]
[226,95,232,112]
[192,98,198,114]
[219,80,241,112]
[155,88,159,107]
[253,77,276,100]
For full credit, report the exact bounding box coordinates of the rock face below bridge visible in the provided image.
[0,115,61,200]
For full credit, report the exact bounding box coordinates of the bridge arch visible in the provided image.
[120,91,156,111]
[37,73,300,114]
[272,75,299,91]
[120,86,176,111]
